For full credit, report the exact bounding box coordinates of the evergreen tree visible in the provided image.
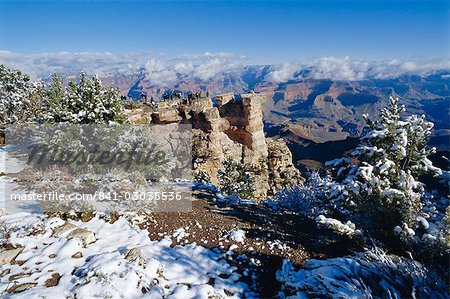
[43,73,126,124]
[327,97,441,232]
[0,64,42,125]
[218,158,256,200]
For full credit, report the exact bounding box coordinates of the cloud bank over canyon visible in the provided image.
[1,50,449,84]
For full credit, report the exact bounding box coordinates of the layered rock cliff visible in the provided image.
[126,92,303,199]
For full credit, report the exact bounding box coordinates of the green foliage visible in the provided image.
[445,206,450,248]
[217,158,256,200]
[0,66,127,126]
[193,170,212,185]
[0,64,44,125]
[328,97,441,230]
[42,73,127,124]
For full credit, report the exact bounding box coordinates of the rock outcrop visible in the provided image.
[67,228,96,247]
[125,92,303,199]
[0,247,24,266]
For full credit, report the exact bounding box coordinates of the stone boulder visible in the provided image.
[67,228,96,247]
[125,108,151,125]
[216,92,234,106]
[124,247,145,266]
[51,222,77,238]
[152,108,182,124]
[0,247,24,266]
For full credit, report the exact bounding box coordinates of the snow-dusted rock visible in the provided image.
[6,282,37,293]
[0,247,24,266]
[9,272,31,281]
[315,215,359,237]
[124,247,144,265]
[67,228,96,246]
[51,222,76,238]
[0,214,250,298]
[44,273,61,288]
[71,252,83,259]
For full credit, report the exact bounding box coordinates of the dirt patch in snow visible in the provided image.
[143,188,362,297]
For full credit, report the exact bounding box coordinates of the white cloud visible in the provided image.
[144,58,178,85]
[0,51,449,84]
[0,50,246,85]
[144,52,246,85]
[307,56,369,81]
[265,56,450,82]
[0,50,150,80]
[265,62,301,82]
[367,58,450,79]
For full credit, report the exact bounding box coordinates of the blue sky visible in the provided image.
[0,0,449,64]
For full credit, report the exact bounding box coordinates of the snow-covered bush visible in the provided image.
[42,73,126,124]
[411,193,450,256]
[315,215,361,237]
[277,247,448,299]
[15,167,157,216]
[0,218,11,247]
[326,97,442,232]
[439,169,450,189]
[0,64,43,125]
[217,158,256,200]
[193,169,212,185]
[14,123,171,178]
[269,171,328,215]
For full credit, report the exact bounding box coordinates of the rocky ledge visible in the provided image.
[126,92,303,199]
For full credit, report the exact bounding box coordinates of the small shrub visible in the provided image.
[0,218,11,247]
[270,171,328,215]
[217,158,256,200]
[193,170,211,185]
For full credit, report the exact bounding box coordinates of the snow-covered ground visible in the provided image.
[0,148,43,214]
[0,149,253,298]
[277,249,449,299]
[1,151,448,298]
[0,213,252,298]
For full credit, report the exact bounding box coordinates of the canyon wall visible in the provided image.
[126,92,303,199]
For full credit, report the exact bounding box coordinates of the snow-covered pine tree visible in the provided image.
[43,73,127,124]
[193,170,212,186]
[218,158,256,200]
[42,73,65,122]
[327,97,441,233]
[0,64,43,125]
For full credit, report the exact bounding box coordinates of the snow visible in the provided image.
[393,222,416,238]
[0,213,251,298]
[227,229,246,243]
[315,215,360,237]
[267,239,288,251]
[417,216,430,230]
[172,227,188,242]
[277,249,448,299]
[0,148,43,214]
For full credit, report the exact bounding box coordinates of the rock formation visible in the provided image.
[126,92,303,199]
